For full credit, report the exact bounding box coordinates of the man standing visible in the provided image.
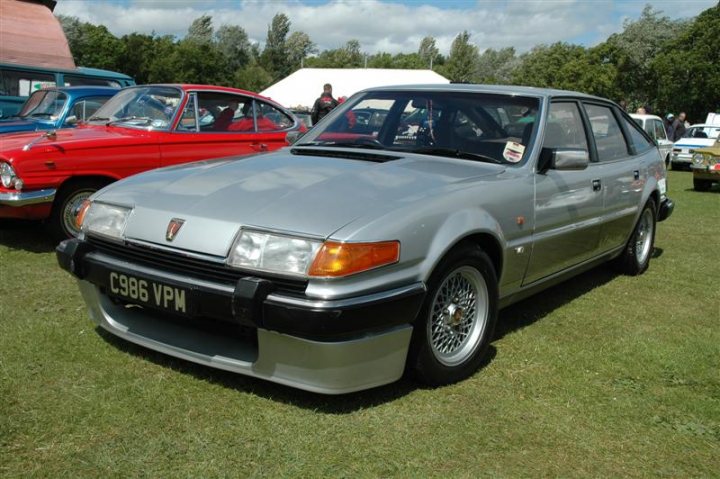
[672,112,687,141]
[311,83,339,124]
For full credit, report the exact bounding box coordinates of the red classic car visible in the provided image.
[0,84,302,239]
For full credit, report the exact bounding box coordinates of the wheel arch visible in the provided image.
[53,174,116,203]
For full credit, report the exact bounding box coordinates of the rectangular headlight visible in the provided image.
[227,230,322,276]
[81,202,132,240]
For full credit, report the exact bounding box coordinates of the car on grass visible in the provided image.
[0,84,302,240]
[671,124,720,170]
[630,113,673,168]
[57,84,674,394]
[691,139,720,191]
[0,86,119,135]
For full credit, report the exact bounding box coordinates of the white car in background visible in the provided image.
[631,113,673,167]
[671,124,720,170]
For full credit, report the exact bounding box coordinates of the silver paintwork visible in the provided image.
[75,84,669,392]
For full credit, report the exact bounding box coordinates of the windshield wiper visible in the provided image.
[87,116,110,122]
[106,116,153,126]
[409,146,503,164]
[296,140,385,150]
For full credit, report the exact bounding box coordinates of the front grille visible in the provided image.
[87,236,308,296]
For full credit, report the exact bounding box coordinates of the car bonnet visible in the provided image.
[98,151,503,256]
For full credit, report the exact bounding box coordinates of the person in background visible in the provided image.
[665,114,675,140]
[636,107,647,115]
[311,83,338,124]
[213,100,238,131]
[672,112,687,141]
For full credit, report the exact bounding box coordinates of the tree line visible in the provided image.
[59,3,719,121]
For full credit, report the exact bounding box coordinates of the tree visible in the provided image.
[651,4,720,120]
[215,25,251,71]
[418,36,439,69]
[58,15,124,70]
[186,15,213,44]
[306,40,364,68]
[443,31,480,83]
[234,61,274,92]
[475,47,518,84]
[261,13,291,79]
[286,31,317,70]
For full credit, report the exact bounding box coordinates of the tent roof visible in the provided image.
[261,68,449,109]
[0,0,75,70]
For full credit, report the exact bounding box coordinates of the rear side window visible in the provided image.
[0,68,55,96]
[543,102,589,152]
[652,120,667,141]
[584,104,629,161]
[622,116,654,153]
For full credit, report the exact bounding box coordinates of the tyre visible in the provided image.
[615,199,656,276]
[693,178,712,191]
[49,179,108,242]
[408,243,498,386]
[670,161,679,171]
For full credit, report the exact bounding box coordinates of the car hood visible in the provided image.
[0,125,155,159]
[674,138,716,149]
[97,149,503,256]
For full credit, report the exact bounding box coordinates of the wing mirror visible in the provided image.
[539,148,589,173]
[64,115,78,126]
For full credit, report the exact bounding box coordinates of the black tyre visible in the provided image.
[693,178,712,191]
[408,243,498,386]
[670,161,680,171]
[615,199,656,276]
[49,179,108,241]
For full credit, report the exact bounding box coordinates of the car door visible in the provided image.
[524,100,603,285]
[158,91,293,167]
[583,103,646,253]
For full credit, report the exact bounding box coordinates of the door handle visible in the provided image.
[633,170,640,180]
[592,179,602,191]
[251,143,268,151]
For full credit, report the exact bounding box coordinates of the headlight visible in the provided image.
[693,153,707,164]
[78,201,132,240]
[227,230,401,278]
[227,230,322,276]
[1,162,17,188]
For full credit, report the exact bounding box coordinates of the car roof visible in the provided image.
[126,84,282,107]
[630,113,663,121]
[358,83,614,102]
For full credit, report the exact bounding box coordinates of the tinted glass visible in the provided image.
[543,102,589,152]
[0,68,55,97]
[64,75,121,88]
[303,91,540,165]
[584,104,629,161]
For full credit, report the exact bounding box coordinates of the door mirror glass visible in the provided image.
[64,114,78,126]
[543,148,589,171]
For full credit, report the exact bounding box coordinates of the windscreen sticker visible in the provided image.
[503,141,526,163]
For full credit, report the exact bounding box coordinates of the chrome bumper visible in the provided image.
[0,188,56,206]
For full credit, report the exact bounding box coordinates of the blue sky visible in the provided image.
[54,0,717,54]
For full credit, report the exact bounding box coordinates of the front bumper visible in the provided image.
[691,165,720,181]
[57,238,426,394]
[0,188,56,206]
[658,197,674,222]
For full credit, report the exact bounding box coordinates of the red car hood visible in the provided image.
[0,125,157,161]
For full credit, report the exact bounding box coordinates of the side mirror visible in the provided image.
[539,148,589,173]
[286,130,305,145]
[64,115,78,126]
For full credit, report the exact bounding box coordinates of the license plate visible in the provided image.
[107,271,190,314]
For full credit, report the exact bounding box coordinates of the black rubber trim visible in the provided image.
[658,197,674,222]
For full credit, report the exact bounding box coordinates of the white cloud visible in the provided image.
[54,0,717,54]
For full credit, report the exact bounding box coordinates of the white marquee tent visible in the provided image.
[260,68,449,109]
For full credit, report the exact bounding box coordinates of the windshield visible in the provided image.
[18,90,67,119]
[297,90,540,165]
[682,126,720,140]
[87,86,182,129]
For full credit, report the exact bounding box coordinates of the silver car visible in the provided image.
[57,85,674,394]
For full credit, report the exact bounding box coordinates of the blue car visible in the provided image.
[0,86,119,134]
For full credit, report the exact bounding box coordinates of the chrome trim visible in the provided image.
[266,282,426,309]
[0,188,56,206]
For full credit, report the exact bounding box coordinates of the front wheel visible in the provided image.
[48,179,108,242]
[408,244,498,386]
[615,199,656,276]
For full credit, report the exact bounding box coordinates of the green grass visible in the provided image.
[1,171,718,477]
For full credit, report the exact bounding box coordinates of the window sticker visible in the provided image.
[503,141,525,163]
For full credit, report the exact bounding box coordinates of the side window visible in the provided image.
[653,120,667,141]
[543,102,589,153]
[183,92,254,133]
[622,116,654,153]
[584,104,629,161]
[72,97,111,121]
[64,75,121,88]
[255,102,293,131]
[0,68,55,96]
[177,93,198,131]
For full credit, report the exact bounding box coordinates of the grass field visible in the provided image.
[1,171,718,477]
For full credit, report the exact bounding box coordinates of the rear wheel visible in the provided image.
[49,179,108,242]
[693,178,712,191]
[408,244,498,386]
[615,199,656,275]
